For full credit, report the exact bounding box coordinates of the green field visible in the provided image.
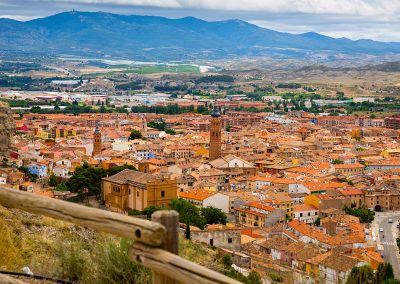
[84,64,200,77]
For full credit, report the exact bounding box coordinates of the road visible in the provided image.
[372,212,400,278]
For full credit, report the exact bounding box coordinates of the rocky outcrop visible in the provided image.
[0,102,16,156]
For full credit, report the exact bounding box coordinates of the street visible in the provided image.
[372,212,400,279]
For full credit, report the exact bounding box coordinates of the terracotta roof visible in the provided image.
[179,190,216,201]
[339,188,365,196]
[102,169,157,185]
[293,204,318,212]
[320,253,361,272]
[334,163,365,169]
[248,201,275,212]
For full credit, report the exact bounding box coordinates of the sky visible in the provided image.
[0,0,399,42]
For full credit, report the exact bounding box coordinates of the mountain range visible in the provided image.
[1,11,400,60]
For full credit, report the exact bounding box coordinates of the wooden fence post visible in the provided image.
[151,210,179,284]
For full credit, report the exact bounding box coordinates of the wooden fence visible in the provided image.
[0,188,240,284]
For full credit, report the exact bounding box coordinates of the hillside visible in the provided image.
[0,205,224,283]
[1,11,400,60]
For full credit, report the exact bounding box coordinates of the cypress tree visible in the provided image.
[185,221,191,240]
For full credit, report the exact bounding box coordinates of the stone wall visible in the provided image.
[191,229,241,251]
[0,103,15,157]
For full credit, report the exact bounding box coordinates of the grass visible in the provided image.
[0,205,228,283]
[84,64,200,77]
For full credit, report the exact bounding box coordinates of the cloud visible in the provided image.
[39,0,400,16]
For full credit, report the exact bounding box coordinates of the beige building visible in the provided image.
[364,188,400,211]
[102,169,177,213]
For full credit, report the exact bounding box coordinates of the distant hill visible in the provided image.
[1,11,400,60]
[296,61,400,73]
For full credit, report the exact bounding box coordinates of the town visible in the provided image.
[1,69,400,283]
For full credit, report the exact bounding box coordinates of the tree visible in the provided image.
[141,205,161,219]
[99,106,107,113]
[165,129,176,135]
[129,130,143,140]
[29,174,38,183]
[375,263,395,284]
[314,217,321,226]
[384,279,400,284]
[18,166,28,175]
[332,159,344,164]
[106,164,136,176]
[201,207,227,225]
[49,174,58,187]
[185,221,191,240]
[147,121,166,131]
[66,162,106,197]
[346,265,374,284]
[343,205,375,223]
[169,199,206,229]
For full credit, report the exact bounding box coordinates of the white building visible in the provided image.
[288,183,310,194]
[53,166,71,178]
[248,176,273,190]
[318,254,365,284]
[293,204,319,224]
[179,190,230,214]
[112,140,135,152]
[262,95,284,102]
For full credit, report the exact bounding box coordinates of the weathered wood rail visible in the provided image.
[0,187,240,284]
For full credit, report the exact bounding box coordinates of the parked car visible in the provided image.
[389,219,393,223]
[379,227,384,232]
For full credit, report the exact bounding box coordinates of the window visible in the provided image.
[161,191,165,197]
[112,186,121,193]
[228,238,232,243]
[210,239,214,246]
[137,191,139,197]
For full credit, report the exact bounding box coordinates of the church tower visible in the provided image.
[93,121,102,156]
[209,104,222,160]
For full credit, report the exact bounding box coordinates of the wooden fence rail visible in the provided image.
[0,187,240,284]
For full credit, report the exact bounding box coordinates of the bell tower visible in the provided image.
[209,104,222,160]
[93,121,102,156]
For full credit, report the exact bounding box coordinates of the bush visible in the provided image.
[221,254,232,269]
[343,205,375,223]
[269,273,283,282]
[85,238,151,284]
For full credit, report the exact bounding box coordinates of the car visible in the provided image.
[389,219,393,223]
[379,228,384,233]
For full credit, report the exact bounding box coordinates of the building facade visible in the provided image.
[92,122,102,156]
[102,169,177,213]
[209,105,222,160]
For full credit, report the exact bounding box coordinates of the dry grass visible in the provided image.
[0,206,225,283]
